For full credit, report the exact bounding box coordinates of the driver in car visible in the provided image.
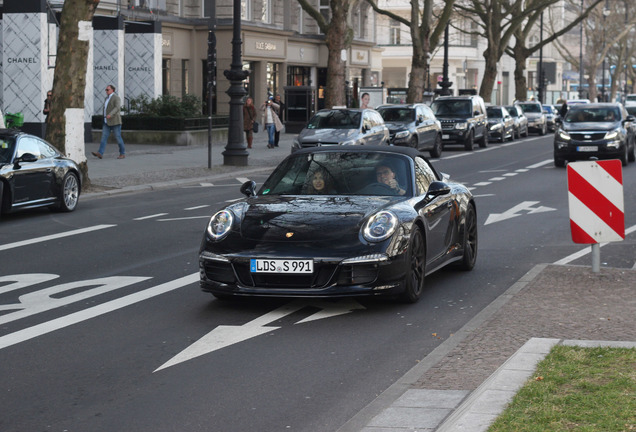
[375,163,406,196]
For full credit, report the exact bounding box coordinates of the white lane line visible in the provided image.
[134,213,168,221]
[158,216,210,222]
[0,273,199,350]
[503,173,518,177]
[515,169,529,173]
[185,205,209,211]
[554,224,636,265]
[526,159,553,169]
[488,177,506,181]
[0,225,116,252]
[237,177,250,183]
[474,182,492,187]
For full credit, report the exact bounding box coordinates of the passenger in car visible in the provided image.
[306,169,336,194]
[375,163,406,196]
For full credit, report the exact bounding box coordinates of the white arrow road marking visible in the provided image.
[0,224,116,251]
[0,273,198,351]
[485,201,556,225]
[154,298,365,372]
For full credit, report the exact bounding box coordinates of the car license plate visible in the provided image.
[442,134,450,140]
[250,259,314,274]
[577,146,598,152]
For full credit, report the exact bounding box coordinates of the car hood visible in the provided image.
[297,128,358,143]
[384,122,409,131]
[524,112,543,119]
[239,195,401,243]
[561,121,619,132]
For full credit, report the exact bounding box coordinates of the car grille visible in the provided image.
[300,141,339,148]
[570,132,606,141]
[440,120,456,130]
[203,260,379,289]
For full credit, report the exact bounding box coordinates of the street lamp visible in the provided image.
[438,23,453,96]
[222,0,249,165]
[601,1,610,102]
[206,0,216,169]
[579,0,585,99]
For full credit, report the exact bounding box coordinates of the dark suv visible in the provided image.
[430,95,488,150]
[376,104,443,158]
[553,102,636,167]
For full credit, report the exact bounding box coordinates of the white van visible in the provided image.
[625,94,636,107]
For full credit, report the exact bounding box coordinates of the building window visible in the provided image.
[390,19,400,45]
[241,0,251,20]
[182,59,190,97]
[297,3,303,33]
[319,0,330,21]
[162,58,171,95]
[261,0,271,24]
[288,66,310,86]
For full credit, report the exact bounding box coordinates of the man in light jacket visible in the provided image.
[92,84,126,159]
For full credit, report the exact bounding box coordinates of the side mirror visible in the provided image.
[13,152,38,168]
[240,180,257,197]
[425,181,451,199]
[626,115,635,122]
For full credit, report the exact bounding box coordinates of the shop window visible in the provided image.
[288,66,310,87]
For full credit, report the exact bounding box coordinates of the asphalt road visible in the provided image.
[1,134,634,431]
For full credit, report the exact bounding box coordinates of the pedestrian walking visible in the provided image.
[243,97,257,149]
[260,96,283,149]
[274,93,285,147]
[92,84,125,159]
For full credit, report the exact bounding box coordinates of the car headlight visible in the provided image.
[206,209,234,241]
[395,130,410,139]
[341,139,355,146]
[363,210,398,242]
[558,130,571,141]
[292,139,300,148]
[604,130,619,140]
[455,122,468,130]
[490,123,502,131]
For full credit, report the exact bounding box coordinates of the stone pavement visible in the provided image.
[82,133,636,432]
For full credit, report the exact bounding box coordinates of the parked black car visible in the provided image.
[0,130,81,217]
[376,104,443,158]
[430,95,488,150]
[486,106,515,142]
[553,103,636,167]
[504,105,529,138]
[199,146,477,304]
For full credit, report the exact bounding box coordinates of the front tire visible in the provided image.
[478,131,488,148]
[456,204,478,271]
[628,139,635,162]
[55,172,79,212]
[399,228,426,303]
[464,131,474,151]
[429,134,443,158]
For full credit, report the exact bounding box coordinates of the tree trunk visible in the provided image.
[46,0,99,187]
[324,0,350,108]
[407,51,427,103]
[511,45,528,102]
[479,48,499,103]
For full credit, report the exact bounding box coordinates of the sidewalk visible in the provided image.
[82,133,636,432]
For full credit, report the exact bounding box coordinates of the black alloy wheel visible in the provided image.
[464,130,474,151]
[478,131,488,148]
[456,203,478,270]
[429,134,443,158]
[399,228,426,303]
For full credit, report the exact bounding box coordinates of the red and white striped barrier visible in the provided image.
[567,160,624,244]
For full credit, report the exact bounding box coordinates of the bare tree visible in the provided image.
[297,0,354,108]
[455,0,561,103]
[46,0,100,187]
[553,1,635,102]
[365,0,454,103]
[506,0,602,102]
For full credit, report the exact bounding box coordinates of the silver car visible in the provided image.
[515,101,547,135]
[292,108,389,152]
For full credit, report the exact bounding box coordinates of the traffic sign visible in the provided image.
[567,160,624,244]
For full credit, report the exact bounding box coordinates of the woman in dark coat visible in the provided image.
[243,97,257,149]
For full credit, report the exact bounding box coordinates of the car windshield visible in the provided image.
[377,108,415,123]
[565,107,621,123]
[505,107,519,116]
[486,107,503,118]
[306,110,361,130]
[0,137,16,164]
[259,151,414,197]
[543,105,554,113]
[517,103,541,113]
[431,100,471,116]
[626,95,636,102]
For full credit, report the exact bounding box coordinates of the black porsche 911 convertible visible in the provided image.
[199,146,477,303]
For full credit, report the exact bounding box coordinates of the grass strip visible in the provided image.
[488,345,636,432]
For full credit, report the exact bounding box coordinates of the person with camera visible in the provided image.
[260,96,283,149]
